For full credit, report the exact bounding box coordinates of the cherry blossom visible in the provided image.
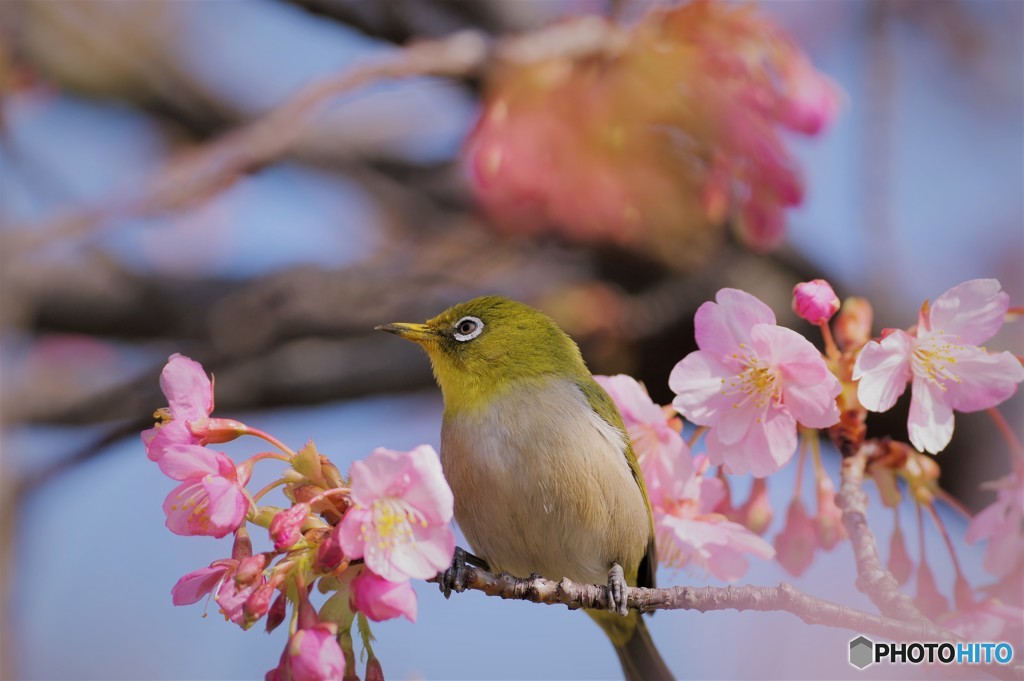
[159,444,250,538]
[339,446,455,582]
[670,288,841,476]
[142,353,245,462]
[853,279,1023,454]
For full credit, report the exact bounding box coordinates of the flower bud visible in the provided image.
[814,476,845,551]
[270,503,310,552]
[189,417,249,445]
[734,477,773,536]
[266,590,288,633]
[792,279,840,325]
[887,524,913,586]
[232,526,253,561]
[365,657,384,681]
[236,553,270,587]
[350,569,417,623]
[774,499,817,577]
[833,297,873,350]
[243,581,275,629]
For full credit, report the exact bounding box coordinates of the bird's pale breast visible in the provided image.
[440,376,650,586]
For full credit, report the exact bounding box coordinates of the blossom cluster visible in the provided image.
[465,1,840,264]
[143,355,455,680]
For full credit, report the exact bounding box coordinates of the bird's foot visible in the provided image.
[438,546,490,599]
[607,563,630,616]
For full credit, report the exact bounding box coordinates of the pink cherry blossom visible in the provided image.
[967,471,1024,579]
[594,374,693,507]
[339,445,455,582]
[670,288,841,477]
[160,444,250,538]
[792,279,840,325]
[350,569,418,623]
[853,279,1023,454]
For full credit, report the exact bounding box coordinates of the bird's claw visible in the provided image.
[607,563,629,617]
[439,547,489,599]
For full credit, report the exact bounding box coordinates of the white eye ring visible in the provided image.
[454,316,484,342]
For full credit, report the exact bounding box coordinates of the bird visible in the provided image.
[377,295,673,681]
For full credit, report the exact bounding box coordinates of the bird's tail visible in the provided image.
[589,609,674,681]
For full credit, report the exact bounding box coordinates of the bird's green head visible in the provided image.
[376,296,588,413]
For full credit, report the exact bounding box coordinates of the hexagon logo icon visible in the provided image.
[849,636,874,669]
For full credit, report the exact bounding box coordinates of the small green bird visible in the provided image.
[378,295,672,681]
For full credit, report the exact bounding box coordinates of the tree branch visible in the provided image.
[837,440,927,621]
[432,568,1022,681]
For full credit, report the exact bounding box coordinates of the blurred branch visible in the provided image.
[4,18,626,257]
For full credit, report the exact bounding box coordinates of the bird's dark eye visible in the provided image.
[453,316,484,342]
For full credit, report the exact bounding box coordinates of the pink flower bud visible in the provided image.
[774,499,817,577]
[243,581,276,629]
[236,553,269,587]
[814,476,845,551]
[733,478,773,536]
[887,525,913,586]
[350,569,417,623]
[270,503,310,552]
[792,279,840,325]
[189,417,249,445]
[833,297,873,350]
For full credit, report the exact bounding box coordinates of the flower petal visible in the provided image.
[399,445,454,526]
[338,508,370,560]
[693,289,776,355]
[347,448,410,508]
[594,374,664,427]
[907,377,955,454]
[171,565,229,606]
[669,351,737,426]
[853,330,913,412]
[943,348,1024,413]
[384,524,455,582]
[751,324,840,427]
[161,353,213,421]
[927,279,1009,345]
[158,445,234,482]
[705,409,797,477]
[201,476,249,536]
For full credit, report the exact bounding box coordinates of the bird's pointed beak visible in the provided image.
[374,322,436,343]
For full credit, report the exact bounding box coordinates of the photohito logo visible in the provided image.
[849,636,1014,670]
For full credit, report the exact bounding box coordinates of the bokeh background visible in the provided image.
[1,1,1021,679]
